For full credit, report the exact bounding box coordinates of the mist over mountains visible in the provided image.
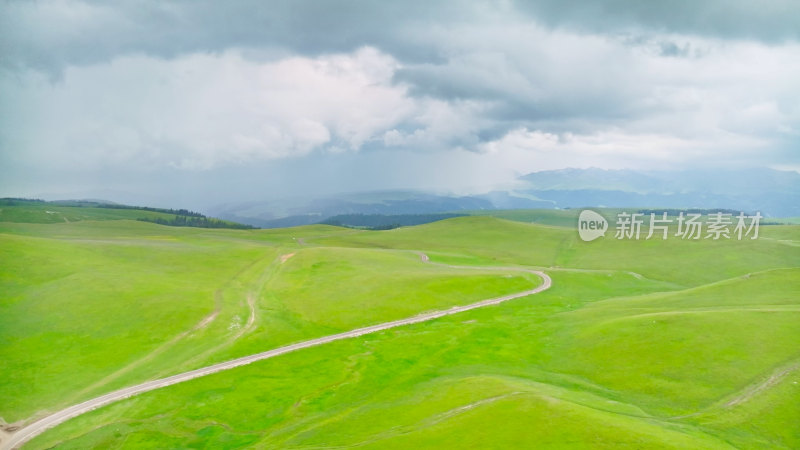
[210,167,800,227]
[516,167,800,217]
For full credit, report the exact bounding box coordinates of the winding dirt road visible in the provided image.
[2,256,550,450]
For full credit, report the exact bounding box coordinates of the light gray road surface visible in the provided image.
[2,258,550,449]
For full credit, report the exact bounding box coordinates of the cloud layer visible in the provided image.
[1,0,798,205]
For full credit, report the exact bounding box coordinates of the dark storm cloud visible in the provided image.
[518,0,800,43]
[0,0,465,75]
[3,0,798,75]
[657,41,691,58]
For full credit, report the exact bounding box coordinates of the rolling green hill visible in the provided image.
[0,199,252,229]
[0,199,177,224]
[1,213,798,448]
[0,219,539,424]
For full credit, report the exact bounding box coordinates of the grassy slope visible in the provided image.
[0,221,275,420]
[0,203,178,224]
[0,201,250,228]
[0,220,538,424]
[465,208,584,227]
[28,270,770,449]
[209,247,541,364]
[3,215,798,448]
[317,216,800,286]
[467,208,800,227]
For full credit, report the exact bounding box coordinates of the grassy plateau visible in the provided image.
[0,205,798,449]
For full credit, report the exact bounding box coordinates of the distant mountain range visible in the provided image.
[517,167,799,217]
[210,191,495,228]
[210,168,800,227]
[520,167,800,196]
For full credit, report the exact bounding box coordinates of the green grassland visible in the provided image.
[0,199,250,229]
[1,204,798,448]
[0,201,178,224]
[465,208,587,227]
[1,219,539,424]
[467,207,800,229]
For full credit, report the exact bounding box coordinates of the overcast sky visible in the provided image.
[1,0,799,209]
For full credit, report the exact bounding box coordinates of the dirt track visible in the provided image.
[1,254,551,450]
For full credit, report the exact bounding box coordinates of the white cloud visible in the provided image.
[399,22,800,173]
[1,47,419,170]
[479,127,772,172]
[1,2,798,203]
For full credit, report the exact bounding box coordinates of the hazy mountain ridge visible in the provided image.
[516,168,800,217]
[211,168,800,227]
[520,167,800,195]
[211,191,495,228]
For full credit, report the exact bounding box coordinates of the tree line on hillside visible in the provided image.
[97,203,205,217]
[1,198,204,218]
[137,215,254,229]
[0,198,45,205]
